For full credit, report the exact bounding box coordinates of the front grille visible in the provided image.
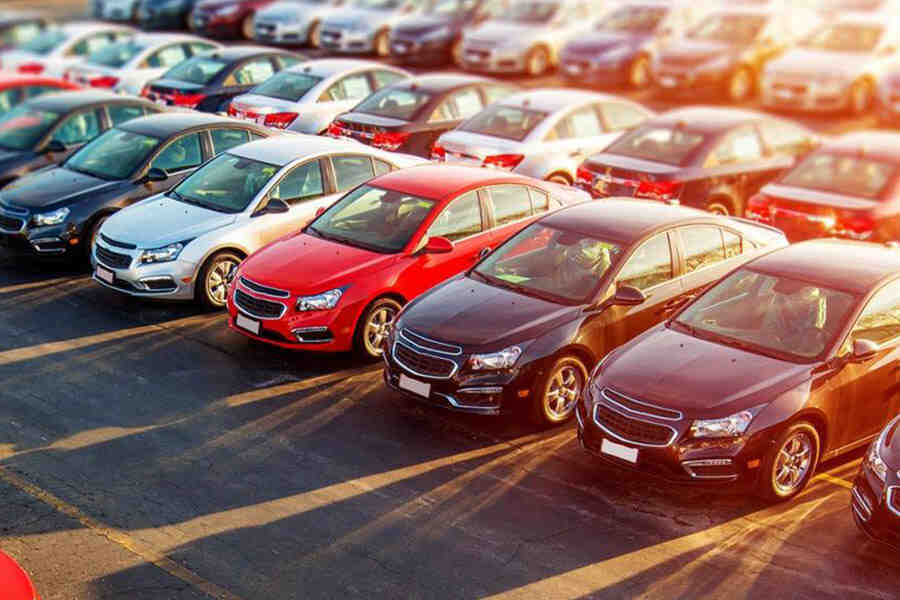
[239,276,289,298]
[399,328,462,355]
[593,404,676,446]
[234,288,286,319]
[96,245,132,269]
[602,388,681,420]
[100,234,136,250]
[393,342,456,379]
[0,214,24,231]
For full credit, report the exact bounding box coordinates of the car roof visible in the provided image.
[649,106,776,133]
[498,88,634,112]
[27,89,136,111]
[370,164,539,201]
[208,45,299,61]
[119,112,252,137]
[286,58,394,76]
[748,239,900,294]
[129,32,207,45]
[229,134,378,165]
[820,130,900,163]
[398,73,491,93]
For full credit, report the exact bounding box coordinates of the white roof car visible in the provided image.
[434,88,654,183]
[228,58,410,134]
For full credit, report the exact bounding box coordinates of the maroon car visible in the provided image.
[853,414,900,550]
[189,0,274,40]
[578,239,900,502]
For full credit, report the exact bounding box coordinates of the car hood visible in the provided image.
[602,326,808,416]
[0,166,117,210]
[240,232,397,294]
[465,21,541,44]
[101,195,237,248]
[325,8,394,29]
[401,276,577,347]
[394,14,453,35]
[0,148,31,167]
[658,38,732,63]
[564,31,646,55]
[767,49,873,80]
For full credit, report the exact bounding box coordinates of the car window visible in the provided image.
[429,87,483,123]
[781,152,896,200]
[680,226,726,273]
[189,42,216,55]
[271,160,324,204]
[25,85,64,99]
[483,85,516,105]
[276,55,302,69]
[758,120,812,155]
[332,155,375,191]
[107,104,145,127]
[460,104,548,142]
[373,158,392,176]
[529,188,549,212]
[850,279,900,346]
[561,105,603,139]
[355,87,431,121]
[0,88,22,113]
[372,70,407,89]
[151,133,203,172]
[146,44,188,69]
[723,229,743,258]
[603,102,648,131]
[52,110,101,145]
[616,233,672,291]
[706,126,763,167]
[428,191,483,241]
[487,184,532,227]
[324,73,372,101]
[228,58,276,86]
[72,33,113,56]
[210,128,250,154]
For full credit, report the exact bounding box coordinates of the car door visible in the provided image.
[673,225,736,301]
[421,85,485,156]
[123,131,205,207]
[245,159,328,248]
[702,125,783,215]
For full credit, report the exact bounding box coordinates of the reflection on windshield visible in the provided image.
[459,104,547,141]
[0,105,59,151]
[353,86,431,121]
[475,224,622,304]
[801,23,883,53]
[687,14,765,45]
[20,29,67,55]
[499,1,559,24]
[172,153,278,213]
[310,185,435,253]
[595,6,667,33]
[88,41,146,68]
[674,269,857,361]
[163,57,228,85]
[780,152,897,200]
[65,129,160,180]
[252,71,323,102]
[607,126,706,166]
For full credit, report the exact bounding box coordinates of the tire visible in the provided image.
[450,37,463,67]
[726,66,753,103]
[529,355,588,427]
[374,29,390,58]
[705,195,738,217]
[524,45,550,77]
[354,297,402,359]
[241,14,255,40]
[197,251,242,309]
[757,422,820,503]
[86,215,109,260]
[628,54,651,88]
[849,79,873,116]
[547,173,572,185]
[307,20,321,48]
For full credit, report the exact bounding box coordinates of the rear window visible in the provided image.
[163,57,229,85]
[20,29,67,55]
[0,106,59,150]
[353,87,432,121]
[458,104,548,141]
[252,71,323,102]
[780,152,897,200]
[606,126,706,166]
[87,40,146,68]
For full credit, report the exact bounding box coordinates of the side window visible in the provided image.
[228,58,276,86]
[332,155,375,191]
[681,226,726,273]
[723,229,743,258]
[276,55,301,69]
[706,126,763,167]
[0,88,22,113]
[483,85,515,105]
[324,73,372,101]
[529,188,549,213]
[151,133,203,172]
[271,160,324,204]
[603,102,648,131]
[210,128,250,154]
[850,279,900,346]
[147,44,188,69]
[548,118,570,141]
[249,132,266,142]
[758,120,813,155]
[373,159,392,176]
[72,33,112,56]
[428,191,483,241]
[564,105,603,139]
[372,70,407,89]
[52,110,101,145]
[429,87,483,123]
[617,233,672,291]
[189,43,216,55]
[487,184,532,227]
[25,85,62,99]
[107,104,145,126]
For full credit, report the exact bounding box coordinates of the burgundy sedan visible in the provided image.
[189,0,274,40]
[853,414,900,550]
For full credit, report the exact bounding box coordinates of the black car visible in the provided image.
[854,415,900,550]
[327,74,517,157]
[576,107,819,217]
[0,14,49,52]
[137,0,197,30]
[383,200,786,426]
[389,0,500,67]
[0,112,270,260]
[0,90,161,188]
[142,45,305,113]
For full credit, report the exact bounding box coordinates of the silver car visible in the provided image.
[92,135,424,307]
[228,59,410,134]
[319,0,426,57]
[460,0,605,76]
[434,89,653,184]
[253,0,345,47]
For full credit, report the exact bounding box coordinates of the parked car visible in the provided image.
[95,136,422,307]
[0,550,39,600]
[853,414,900,551]
[64,33,220,96]
[252,0,345,48]
[0,90,160,187]
[0,71,79,114]
[578,239,900,501]
[327,74,516,157]
[0,13,49,52]
[0,113,269,261]
[433,89,653,184]
[389,0,502,67]
[460,0,603,77]
[745,131,900,244]
[137,0,200,30]
[319,0,426,58]
[92,0,141,22]
[385,200,785,425]
[761,14,900,115]
[0,22,134,78]
[227,164,588,357]
[229,59,408,133]
[878,67,900,125]
[818,0,900,20]
[653,5,820,102]
[143,46,303,113]
[190,0,276,40]
[575,107,819,217]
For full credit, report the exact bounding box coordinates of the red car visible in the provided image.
[227,165,589,358]
[0,550,39,600]
[189,0,275,40]
[0,70,78,114]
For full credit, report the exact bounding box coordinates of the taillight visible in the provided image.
[576,165,594,186]
[172,92,207,109]
[746,194,773,222]
[372,130,410,151]
[483,153,525,170]
[263,112,298,129]
[326,121,345,138]
[89,76,119,88]
[431,142,446,160]
[140,85,150,98]
[835,211,875,240]
[227,104,238,117]
[17,63,44,74]
[635,179,682,203]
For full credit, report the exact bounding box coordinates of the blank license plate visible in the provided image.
[601,438,638,464]
[660,76,678,87]
[236,313,260,335]
[399,374,430,398]
[95,266,114,284]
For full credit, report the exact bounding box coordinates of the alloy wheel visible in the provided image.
[363,304,396,357]
[772,431,813,497]
[543,365,582,422]
[629,56,650,88]
[526,47,549,77]
[241,14,254,40]
[308,21,321,48]
[205,257,239,307]
[728,68,751,102]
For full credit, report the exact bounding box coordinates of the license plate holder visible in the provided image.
[601,438,638,464]
[236,313,260,335]
[399,374,430,398]
[95,266,114,284]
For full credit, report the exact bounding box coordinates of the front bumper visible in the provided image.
[851,460,900,550]
[560,56,630,86]
[254,19,311,44]
[319,28,377,53]
[0,212,83,258]
[460,44,528,73]
[191,10,245,37]
[390,35,453,64]
[91,238,197,300]
[653,66,728,95]
[761,79,851,112]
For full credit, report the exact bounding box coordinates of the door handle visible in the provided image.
[478,246,492,259]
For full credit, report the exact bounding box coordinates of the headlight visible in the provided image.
[866,443,888,482]
[690,410,755,439]
[139,242,186,264]
[468,345,522,371]
[423,25,451,40]
[31,207,69,227]
[296,287,344,311]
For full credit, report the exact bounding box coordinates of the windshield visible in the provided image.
[353,86,431,121]
[309,185,436,253]
[162,57,228,85]
[499,1,560,24]
[687,14,766,44]
[780,152,897,200]
[424,0,474,14]
[171,153,278,213]
[87,40,146,68]
[352,0,405,9]
[0,105,59,151]
[20,29,67,55]
[458,104,548,141]
[606,126,706,166]
[252,71,323,102]
[595,5,667,33]
[801,23,883,53]
[674,269,858,361]
[64,128,160,180]
[475,224,622,304]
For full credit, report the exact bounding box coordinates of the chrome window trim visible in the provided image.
[391,340,459,380]
[887,486,900,518]
[399,328,462,356]
[234,287,288,320]
[601,387,683,421]
[592,402,679,448]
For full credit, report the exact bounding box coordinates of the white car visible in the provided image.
[64,33,221,96]
[319,0,427,57]
[433,88,653,184]
[253,0,346,47]
[0,22,134,78]
[94,135,424,307]
[228,58,410,133]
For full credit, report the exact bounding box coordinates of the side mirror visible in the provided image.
[612,285,646,306]
[422,236,454,254]
[851,338,879,363]
[261,197,290,215]
[45,139,67,154]
[145,167,168,182]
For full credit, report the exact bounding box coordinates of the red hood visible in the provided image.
[239,232,398,295]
